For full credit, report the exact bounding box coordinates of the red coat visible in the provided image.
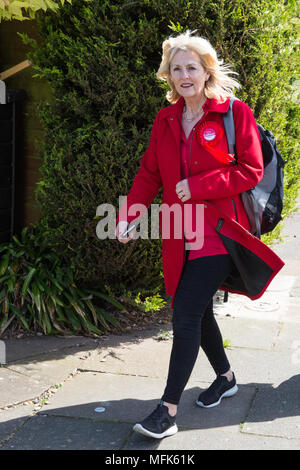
[117,96,284,308]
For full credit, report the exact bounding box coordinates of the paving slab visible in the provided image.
[273,321,300,352]
[242,374,300,439]
[280,299,300,324]
[125,426,300,450]
[49,328,299,387]
[272,202,300,262]
[5,346,94,387]
[79,318,283,387]
[0,404,35,444]
[215,316,280,350]
[37,371,255,433]
[218,347,300,386]
[1,415,132,450]
[82,335,174,379]
[3,335,98,363]
[0,367,46,408]
[37,372,169,422]
[0,344,99,409]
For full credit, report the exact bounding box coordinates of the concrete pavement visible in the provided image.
[1,196,300,451]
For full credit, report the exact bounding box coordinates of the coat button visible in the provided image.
[195,161,198,164]
[169,118,173,121]
[204,205,207,208]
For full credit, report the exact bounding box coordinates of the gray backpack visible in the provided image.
[223,97,285,239]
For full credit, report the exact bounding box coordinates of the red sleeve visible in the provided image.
[187,100,264,200]
[116,112,162,225]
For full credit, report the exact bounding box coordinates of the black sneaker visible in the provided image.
[196,372,238,408]
[133,401,178,439]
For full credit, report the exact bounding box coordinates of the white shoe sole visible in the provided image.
[133,423,178,439]
[196,384,238,408]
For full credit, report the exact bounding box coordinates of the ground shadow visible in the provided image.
[1,375,300,450]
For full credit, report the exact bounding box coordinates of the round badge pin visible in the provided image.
[203,127,217,141]
[196,121,223,147]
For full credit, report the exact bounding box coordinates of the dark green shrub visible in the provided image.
[22,0,299,297]
[0,227,125,337]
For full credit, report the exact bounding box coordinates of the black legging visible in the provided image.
[161,254,234,405]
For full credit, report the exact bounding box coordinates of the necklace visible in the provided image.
[183,100,206,122]
[183,108,204,122]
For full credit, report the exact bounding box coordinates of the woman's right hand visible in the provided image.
[115,221,135,244]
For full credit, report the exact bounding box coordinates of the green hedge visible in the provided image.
[22,0,299,297]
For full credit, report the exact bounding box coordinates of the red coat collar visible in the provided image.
[160,96,231,119]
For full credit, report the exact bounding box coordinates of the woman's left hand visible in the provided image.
[176,178,191,202]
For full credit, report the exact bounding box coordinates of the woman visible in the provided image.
[115,30,284,439]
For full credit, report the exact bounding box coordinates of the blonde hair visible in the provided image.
[156,30,241,104]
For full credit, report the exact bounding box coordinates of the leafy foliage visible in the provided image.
[0,227,125,337]
[128,292,167,313]
[21,0,299,299]
[0,0,71,22]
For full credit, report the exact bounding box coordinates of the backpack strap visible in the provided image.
[222,97,261,239]
[223,97,237,158]
[222,98,237,303]
[252,195,261,239]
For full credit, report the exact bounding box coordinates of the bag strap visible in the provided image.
[222,99,237,303]
[252,196,261,239]
[223,97,237,158]
[223,97,261,238]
